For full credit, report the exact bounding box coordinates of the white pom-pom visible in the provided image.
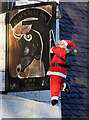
[74,49,77,53]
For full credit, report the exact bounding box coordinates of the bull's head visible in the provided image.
[11,18,43,74]
[17,29,43,73]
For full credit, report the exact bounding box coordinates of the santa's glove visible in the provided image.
[74,49,77,53]
[62,82,71,94]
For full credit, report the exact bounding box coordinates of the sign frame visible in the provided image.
[5,2,56,92]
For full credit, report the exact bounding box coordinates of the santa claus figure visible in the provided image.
[47,40,77,106]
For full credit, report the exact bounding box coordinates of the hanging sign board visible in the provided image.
[7,2,56,92]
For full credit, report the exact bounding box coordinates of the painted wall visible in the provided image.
[1,94,61,118]
[0,13,6,92]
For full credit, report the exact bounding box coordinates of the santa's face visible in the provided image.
[58,41,66,48]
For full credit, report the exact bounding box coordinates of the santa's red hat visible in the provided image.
[62,40,77,53]
[62,40,75,49]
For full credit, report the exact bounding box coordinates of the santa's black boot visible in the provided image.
[63,82,71,94]
[51,99,58,106]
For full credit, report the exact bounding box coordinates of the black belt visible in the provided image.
[50,63,66,68]
[57,55,65,61]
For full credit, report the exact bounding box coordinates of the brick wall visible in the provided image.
[60,2,89,119]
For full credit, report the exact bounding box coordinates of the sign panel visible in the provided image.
[7,2,56,92]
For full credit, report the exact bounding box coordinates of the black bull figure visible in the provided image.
[10,8,54,75]
[17,29,43,73]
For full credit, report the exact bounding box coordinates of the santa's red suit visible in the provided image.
[47,46,67,101]
[47,40,77,102]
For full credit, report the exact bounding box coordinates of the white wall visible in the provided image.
[0,13,6,72]
[7,90,61,118]
[0,13,6,92]
[1,94,61,118]
[56,19,60,44]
